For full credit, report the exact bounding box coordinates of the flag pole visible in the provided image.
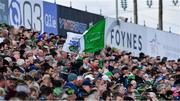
[116,0,120,25]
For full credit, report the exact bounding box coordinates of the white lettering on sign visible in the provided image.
[45,14,56,28]
[9,0,43,32]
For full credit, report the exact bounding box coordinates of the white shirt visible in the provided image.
[0,37,4,43]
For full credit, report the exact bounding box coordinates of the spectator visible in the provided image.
[0,24,179,100]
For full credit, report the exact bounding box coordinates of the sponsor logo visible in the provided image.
[9,0,22,26]
[149,33,160,55]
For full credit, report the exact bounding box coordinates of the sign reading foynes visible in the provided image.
[105,18,147,56]
[105,18,180,60]
[109,26,143,51]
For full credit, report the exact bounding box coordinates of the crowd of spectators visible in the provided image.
[0,23,180,100]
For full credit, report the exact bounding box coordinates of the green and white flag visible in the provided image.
[79,19,105,53]
[63,32,82,53]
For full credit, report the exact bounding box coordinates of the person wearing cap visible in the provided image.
[104,71,113,82]
[78,80,93,100]
[64,73,78,95]
[82,80,93,93]
[4,57,12,67]
[156,76,166,84]
[52,87,63,100]
[63,87,77,100]
[15,83,30,94]
[84,74,95,81]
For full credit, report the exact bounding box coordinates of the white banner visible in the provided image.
[105,18,180,60]
[62,32,82,53]
[146,29,180,59]
[9,0,43,32]
[105,17,147,56]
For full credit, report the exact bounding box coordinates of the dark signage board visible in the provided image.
[57,5,104,37]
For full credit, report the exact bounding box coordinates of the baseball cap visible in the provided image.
[16,84,30,93]
[84,74,95,81]
[53,87,63,97]
[16,59,25,66]
[68,73,77,81]
[105,72,113,77]
[102,75,111,82]
[82,80,92,86]
[156,76,166,82]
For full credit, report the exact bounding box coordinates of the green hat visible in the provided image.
[105,72,113,77]
[128,75,135,80]
[63,66,68,73]
[68,73,77,81]
[53,87,63,96]
[65,87,75,95]
[137,66,143,70]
